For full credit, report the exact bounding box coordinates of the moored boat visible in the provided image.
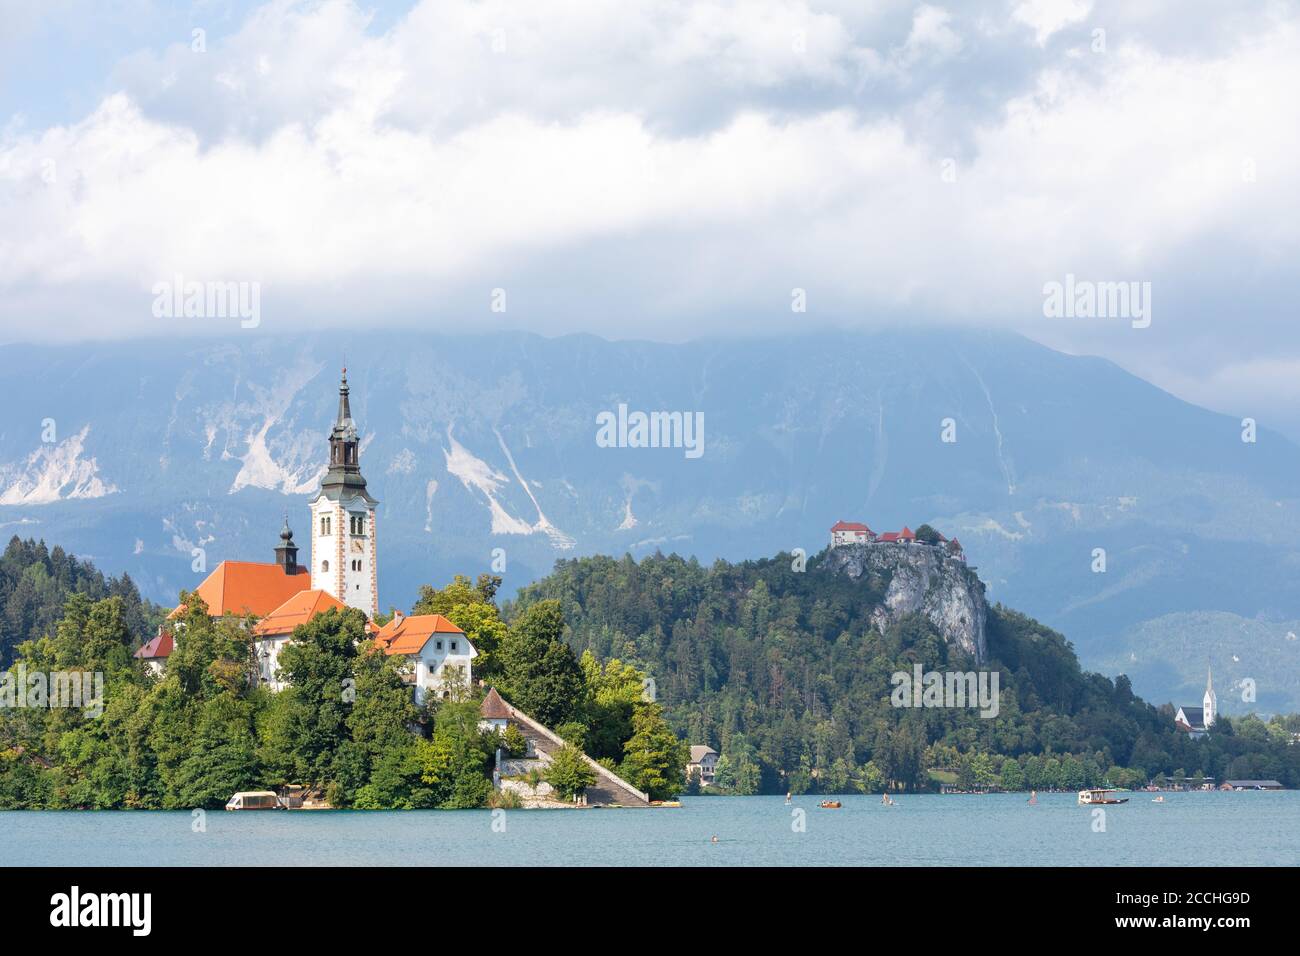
[819,800,842,809]
[225,791,282,811]
[1077,788,1128,805]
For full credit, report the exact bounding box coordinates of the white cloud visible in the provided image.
[898,4,964,64]
[1012,0,1093,47]
[1,0,1299,430]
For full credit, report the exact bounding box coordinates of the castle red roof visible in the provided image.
[831,520,873,533]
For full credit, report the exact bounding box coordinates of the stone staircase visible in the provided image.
[497,696,650,807]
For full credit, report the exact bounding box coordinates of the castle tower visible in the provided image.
[310,368,379,618]
[1203,664,1216,727]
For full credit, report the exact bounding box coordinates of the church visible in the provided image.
[135,370,476,702]
[1174,667,1217,738]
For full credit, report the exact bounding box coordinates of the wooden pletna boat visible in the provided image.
[1077,788,1128,805]
[819,800,842,809]
[225,791,282,811]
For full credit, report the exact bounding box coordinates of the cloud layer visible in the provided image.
[2,0,1299,429]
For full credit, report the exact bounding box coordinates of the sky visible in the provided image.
[1,0,1299,432]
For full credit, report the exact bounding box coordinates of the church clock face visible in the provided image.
[351,540,364,554]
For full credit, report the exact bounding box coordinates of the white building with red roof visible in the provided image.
[830,520,875,547]
[372,611,477,703]
[137,514,311,672]
[830,520,963,557]
[133,631,174,677]
[251,588,350,690]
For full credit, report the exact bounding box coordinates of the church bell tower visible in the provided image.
[310,368,379,618]
[1203,665,1216,728]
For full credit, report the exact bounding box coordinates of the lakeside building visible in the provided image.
[1220,779,1283,790]
[133,371,476,696]
[686,745,719,786]
[1174,667,1217,738]
[372,611,478,704]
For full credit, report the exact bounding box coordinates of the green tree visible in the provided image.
[619,702,688,801]
[413,575,507,677]
[417,700,494,808]
[544,744,597,801]
[914,524,943,545]
[497,600,584,726]
[170,694,260,807]
[273,608,368,788]
[501,723,529,758]
[999,757,1025,791]
[579,652,648,762]
[854,760,886,794]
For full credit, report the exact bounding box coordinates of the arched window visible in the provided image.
[321,560,329,573]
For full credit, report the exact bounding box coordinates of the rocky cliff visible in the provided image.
[820,543,988,663]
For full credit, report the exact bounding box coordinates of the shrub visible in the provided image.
[544,744,597,801]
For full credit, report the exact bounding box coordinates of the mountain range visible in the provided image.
[1,328,1297,711]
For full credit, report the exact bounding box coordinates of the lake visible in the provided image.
[3,792,1297,866]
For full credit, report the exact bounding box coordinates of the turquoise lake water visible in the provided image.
[2,792,1297,866]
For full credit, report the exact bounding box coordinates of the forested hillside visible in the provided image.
[510,551,1300,793]
[0,554,684,809]
[4,540,1298,808]
[0,537,159,666]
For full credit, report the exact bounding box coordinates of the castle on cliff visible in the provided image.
[830,520,964,560]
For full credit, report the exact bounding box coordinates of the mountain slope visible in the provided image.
[508,549,1300,792]
[1,328,1297,705]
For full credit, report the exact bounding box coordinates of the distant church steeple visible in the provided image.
[1203,664,1216,727]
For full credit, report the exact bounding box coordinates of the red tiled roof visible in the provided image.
[169,561,310,620]
[879,532,900,542]
[480,686,511,719]
[831,520,872,533]
[252,589,347,637]
[372,613,471,656]
[899,526,916,540]
[134,632,174,660]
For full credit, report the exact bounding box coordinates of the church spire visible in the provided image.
[337,366,353,429]
[310,366,379,621]
[1203,662,1217,728]
[320,366,372,500]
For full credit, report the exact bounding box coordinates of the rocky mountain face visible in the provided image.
[822,542,987,663]
[1,327,1297,709]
